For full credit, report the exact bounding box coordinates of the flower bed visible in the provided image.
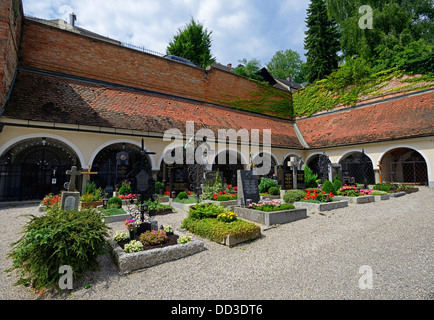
[109,228,204,275]
[234,199,307,227]
[181,203,261,246]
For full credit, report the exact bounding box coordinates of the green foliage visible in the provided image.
[166,18,216,68]
[118,181,132,196]
[188,203,226,220]
[268,186,280,195]
[155,181,164,194]
[373,183,392,192]
[249,202,295,212]
[100,207,125,216]
[83,182,97,195]
[304,166,318,188]
[176,191,189,200]
[201,171,224,200]
[304,0,341,83]
[258,177,278,193]
[181,217,260,243]
[214,81,294,119]
[107,196,122,209]
[266,49,307,83]
[6,207,110,292]
[333,176,343,193]
[233,58,263,81]
[283,190,305,203]
[322,180,335,194]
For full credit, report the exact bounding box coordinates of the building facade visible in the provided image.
[0,0,433,201]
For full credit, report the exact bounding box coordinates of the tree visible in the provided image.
[232,58,263,81]
[166,18,216,68]
[304,0,341,83]
[325,0,434,61]
[266,49,306,83]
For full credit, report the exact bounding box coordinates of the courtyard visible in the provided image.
[0,187,432,300]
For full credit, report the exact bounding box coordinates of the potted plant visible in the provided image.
[79,182,104,209]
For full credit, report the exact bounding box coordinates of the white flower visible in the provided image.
[124,240,143,253]
[113,230,129,242]
[163,225,173,234]
[177,235,192,244]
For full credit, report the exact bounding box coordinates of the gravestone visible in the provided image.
[282,167,293,190]
[297,170,305,189]
[169,167,188,196]
[237,170,260,206]
[61,191,80,211]
[136,170,150,193]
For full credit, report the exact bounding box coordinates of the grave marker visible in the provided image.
[237,170,260,206]
[65,166,82,191]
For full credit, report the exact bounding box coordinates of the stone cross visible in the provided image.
[66,166,82,191]
[81,165,98,183]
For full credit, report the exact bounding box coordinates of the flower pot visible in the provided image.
[129,230,136,241]
[79,201,103,209]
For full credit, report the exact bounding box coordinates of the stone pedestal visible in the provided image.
[60,191,80,211]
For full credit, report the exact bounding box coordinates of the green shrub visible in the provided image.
[176,191,189,200]
[181,217,260,243]
[118,181,132,195]
[322,180,334,194]
[188,203,226,220]
[370,190,388,196]
[6,207,110,293]
[201,170,224,200]
[333,177,343,194]
[83,182,97,195]
[304,166,318,188]
[108,196,122,209]
[258,177,278,193]
[283,190,305,203]
[268,186,280,195]
[373,183,392,192]
[155,181,164,194]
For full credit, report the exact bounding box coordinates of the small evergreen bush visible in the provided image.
[258,177,278,193]
[304,166,318,188]
[322,180,335,194]
[268,186,280,195]
[283,190,305,203]
[108,196,122,208]
[333,176,343,193]
[7,207,110,293]
[176,191,189,200]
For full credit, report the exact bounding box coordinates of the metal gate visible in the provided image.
[0,163,71,201]
[381,161,428,184]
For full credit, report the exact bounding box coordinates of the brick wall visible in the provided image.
[20,19,292,118]
[0,0,23,109]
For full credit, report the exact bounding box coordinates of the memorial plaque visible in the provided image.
[61,191,80,211]
[282,168,293,190]
[274,165,283,186]
[297,170,305,190]
[169,167,188,195]
[237,170,260,206]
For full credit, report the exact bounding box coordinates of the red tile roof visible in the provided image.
[2,69,303,148]
[296,90,434,148]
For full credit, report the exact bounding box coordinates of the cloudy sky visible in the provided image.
[22,0,310,67]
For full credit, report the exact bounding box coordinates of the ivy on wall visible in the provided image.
[214,81,294,119]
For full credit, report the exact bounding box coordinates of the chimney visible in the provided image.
[69,13,77,26]
[227,63,232,68]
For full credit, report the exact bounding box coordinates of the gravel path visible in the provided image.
[0,188,433,300]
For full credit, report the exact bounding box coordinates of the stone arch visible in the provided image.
[0,135,83,201]
[338,150,375,185]
[379,146,429,185]
[211,148,246,186]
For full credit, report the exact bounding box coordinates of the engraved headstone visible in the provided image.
[61,191,80,211]
[237,170,260,206]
